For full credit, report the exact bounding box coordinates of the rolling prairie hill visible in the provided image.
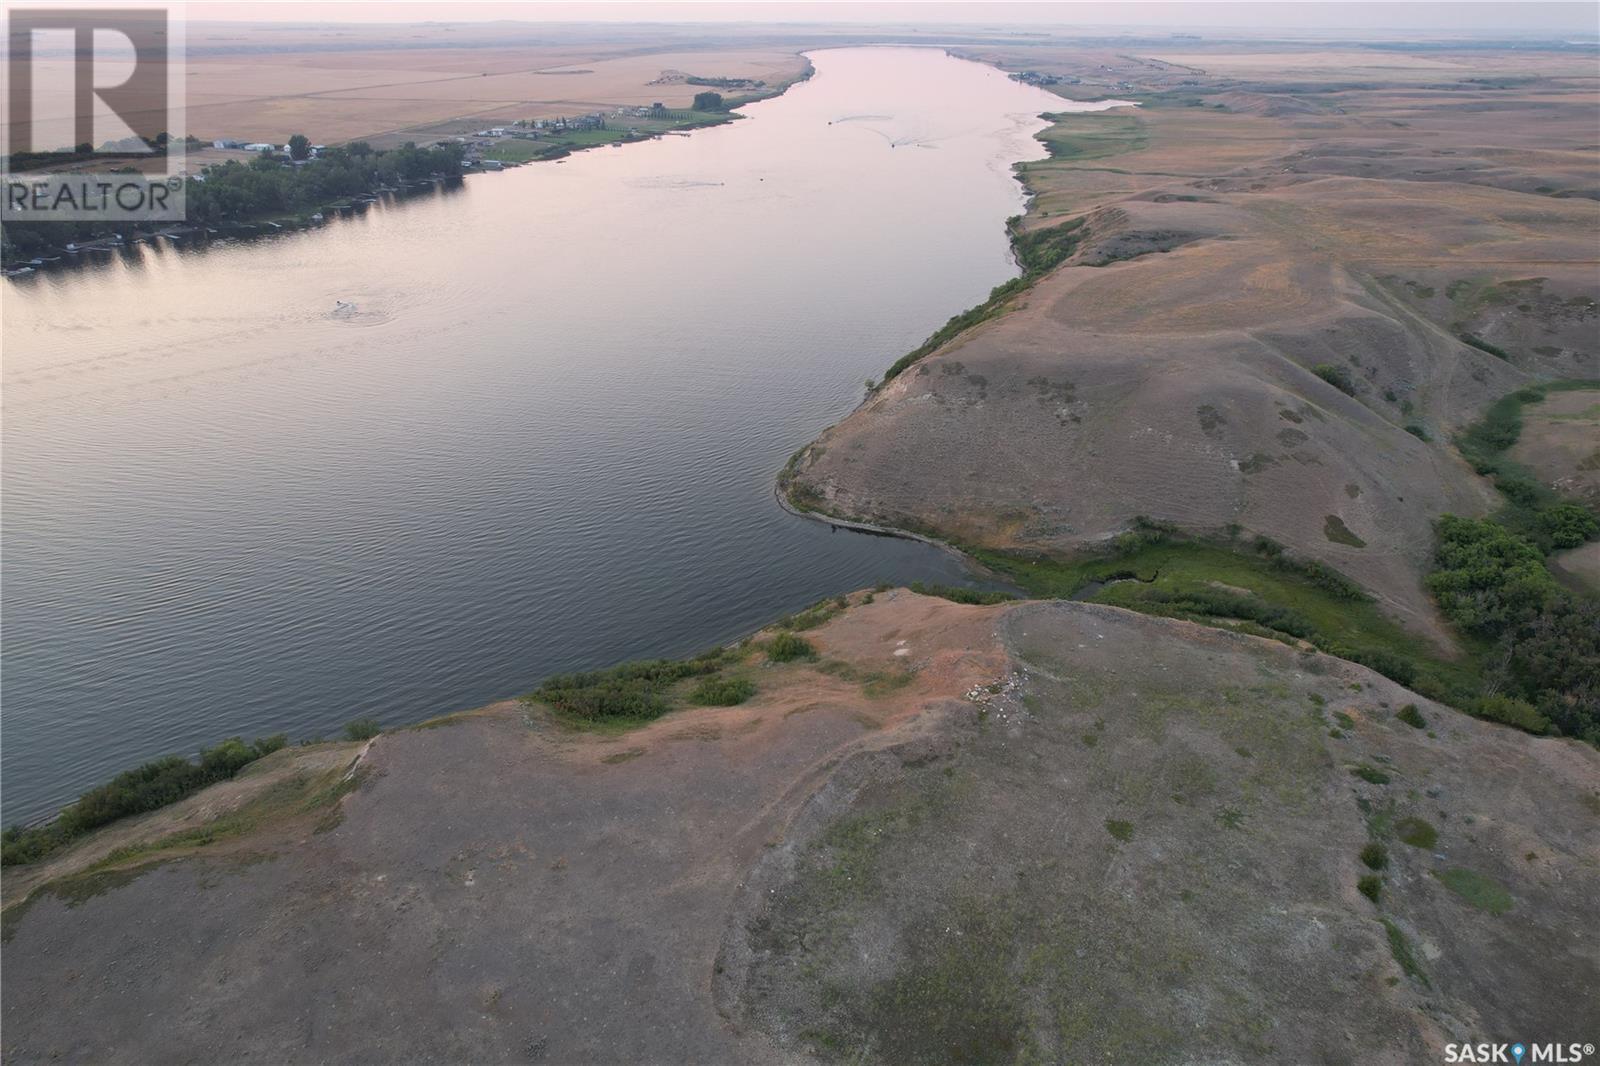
[786,43,1598,643]
[4,591,1595,1063]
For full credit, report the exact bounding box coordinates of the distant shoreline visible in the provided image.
[2,59,816,276]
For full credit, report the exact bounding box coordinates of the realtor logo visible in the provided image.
[1447,1043,1596,1063]
[3,5,186,222]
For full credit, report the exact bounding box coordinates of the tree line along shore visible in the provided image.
[0,88,773,270]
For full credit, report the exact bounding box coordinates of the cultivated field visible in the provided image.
[6,21,816,150]
[4,28,1597,1066]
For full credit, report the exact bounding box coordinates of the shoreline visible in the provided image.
[2,57,817,275]
[3,48,1052,835]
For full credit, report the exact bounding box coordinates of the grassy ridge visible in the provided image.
[967,526,1481,703]
[1454,379,1600,549]
[2,735,288,867]
[880,218,1086,382]
[1424,380,1600,742]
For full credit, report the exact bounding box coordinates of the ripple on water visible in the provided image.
[1,47,1096,824]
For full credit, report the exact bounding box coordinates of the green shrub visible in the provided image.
[1437,867,1513,913]
[1515,597,1600,742]
[1338,646,1417,687]
[766,632,817,663]
[1,733,288,867]
[1425,499,1598,745]
[1357,874,1383,903]
[1466,694,1550,734]
[1395,816,1438,850]
[1136,587,1317,640]
[1360,843,1389,870]
[1010,216,1088,275]
[1351,764,1391,785]
[1458,332,1511,360]
[907,582,1015,606]
[690,676,756,707]
[1542,502,1599,549]
[775,596,846,631]
[1105,819,1134,842]
[1396,704,1426,729]
[1269,555,1370,601]
[1457,393,1525,469]
[1252,535,1285,558]
[343,717,383,741]
[1404,423,1431,441]
[1426,516,1556,637]
[530,654,724,722]
[1381,918,1429,985]
[882,219,1084,381]
[1313,363,1357,395]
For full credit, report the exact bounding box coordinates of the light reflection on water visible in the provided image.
[1,47,1122,823]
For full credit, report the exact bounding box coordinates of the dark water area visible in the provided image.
[1,47,1120,824]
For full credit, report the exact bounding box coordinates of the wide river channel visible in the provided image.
[2,47,1122,823]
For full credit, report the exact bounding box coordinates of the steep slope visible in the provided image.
[5,593,1595,1064]
[721,598,1600,1063]
[785,57,1599,643]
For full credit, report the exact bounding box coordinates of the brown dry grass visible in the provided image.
[5,592,1596,1062]
[790,42,1598,640]
[1512,388,1600,505]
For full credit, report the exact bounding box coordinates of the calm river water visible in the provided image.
[2,48,1118,823]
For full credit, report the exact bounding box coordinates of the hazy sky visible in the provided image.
[186,2,1599,34]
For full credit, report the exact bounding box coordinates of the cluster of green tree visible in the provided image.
[186,140,464,228]
[881,218,1086,381]
[1457,332,1511,360]
[691,91,727,112]
[906,582,1017,606]
[686,76,760,89]
[1095,540,1418,686]
[2,138,464,263]
[1,734,287,866]
[1138,586,1319,642]
[1427,515,1598,742]
[1455,382,1600,550]
[689,676,756,706]
[1009,216,1088,276]
[528,650,731,722]
[1313,363,1358,396]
